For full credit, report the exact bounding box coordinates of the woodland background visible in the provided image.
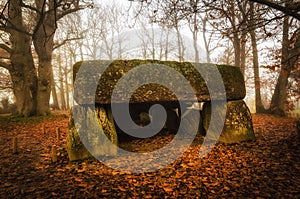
[0,0,299,117]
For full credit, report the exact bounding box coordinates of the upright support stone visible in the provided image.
[202,100,255,144]
[66,106,118,161]
[101,108,118,155]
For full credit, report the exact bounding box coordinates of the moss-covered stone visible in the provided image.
[66,110,91,161]
[73,60,245,104]
[202,100,255,144]
[69,59,254,159]
[66,106,118,161]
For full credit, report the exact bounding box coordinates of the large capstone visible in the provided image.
[73,60,246,104]
[202,100,255,144]
[66,106,118,161]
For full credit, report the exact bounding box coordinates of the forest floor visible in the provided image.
[0,111,299,198]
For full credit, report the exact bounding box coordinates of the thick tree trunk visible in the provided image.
[10,62,37,116]
[269,16,290,116]
[3,0,84,116]
[36,59,52,115]
[269,71,289,116]
[33,0,56,115]
[8,0,38,117]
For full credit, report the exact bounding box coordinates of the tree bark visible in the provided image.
[202,16,211,63]
[1,0,88,116]
[8,0,38,116]
[33,0,56,115]
[269,16,291,116]
[191,12,200,63]
[232,34,241,67]
[51,70,60,110]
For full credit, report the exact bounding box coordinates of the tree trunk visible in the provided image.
[33,0,56,115]
[202,16,211,63]
[65,70,70,110]
[250,2,265,113]
[240,35,246,76]
[64,50,70,110]
[59,62,66,110]
[8,0,38,117]
[164,29,170,61]
[10,62,37,117]
[35,58,52,115]
[232,34,241,67]
[269,16,290,116]
[51,70,60,110]
[192,12,200,63]
[175,23,184,62]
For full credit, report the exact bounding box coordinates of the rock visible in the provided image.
[66,106,118,161]
[73,60,246,104]
[180,108,206,137]
[68,59,254,161]
[202,100,255,144]
[96,107,118,155]
[66,111,91,161]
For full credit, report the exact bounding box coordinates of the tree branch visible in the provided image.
[0,86,12,90]
[248,0,300,20]
[20,1,42,14]
[0,43,12,54]
[0,61,11,70]
[53,36,83,50]
[57,7,84,20]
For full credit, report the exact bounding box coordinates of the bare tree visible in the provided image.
[94,4,127,60]
[136,14,174,60]
[248,2,265,113]
[0,0,92,116]
[149,0,187,62]
[269,16,300,116]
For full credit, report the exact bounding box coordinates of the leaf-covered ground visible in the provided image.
[0,112,299,198]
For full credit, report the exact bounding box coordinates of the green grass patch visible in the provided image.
[291,109,300,114]
[0,112,68,126]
